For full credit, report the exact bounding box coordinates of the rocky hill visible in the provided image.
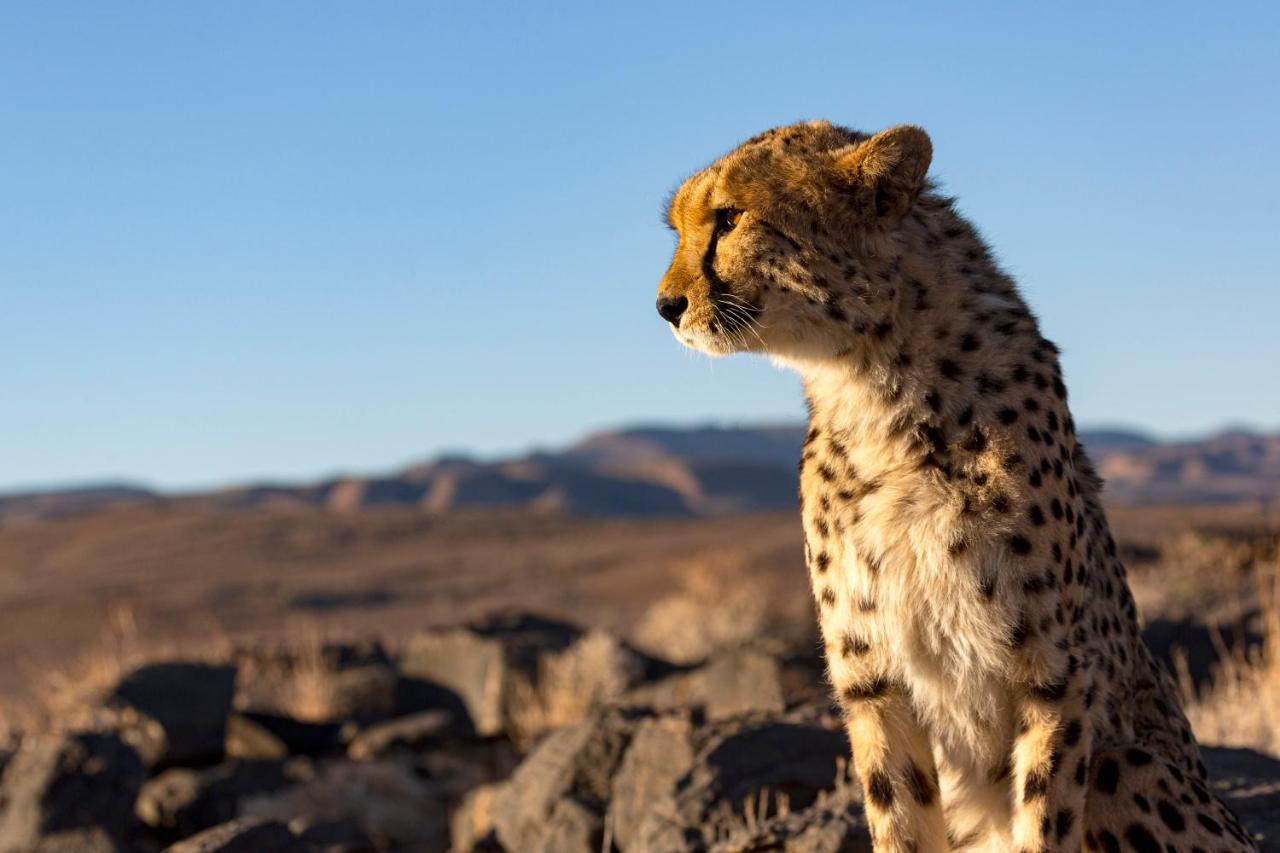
[3,425,1278,524]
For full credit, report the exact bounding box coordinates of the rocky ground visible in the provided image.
[0,612,1277,852]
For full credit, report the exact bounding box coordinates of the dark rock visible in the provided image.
[489,707,667,853]
[162,816,304,852]
[135,760,302,840]
[346,710,457,761]
[709,793,871,853]
[400,612,581,737]
[624,648,785,720]
[416,737,521,805]
[490,724,595,851]
[109,663,237,767]
[230,712,344,757]
[223,714,288,760]
[236,760,448,851]
[292,817,378,852]
[608,717,696,852]
[1202,746,1280,847]
[537,798,602,853]
[393,677,473,731]
[635,716,855,852]
[449,784,501,853]
[0,730,145,852]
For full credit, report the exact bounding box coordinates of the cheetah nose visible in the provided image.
[656,295,688,326]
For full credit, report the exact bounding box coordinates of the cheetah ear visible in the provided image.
[834,125,932,221]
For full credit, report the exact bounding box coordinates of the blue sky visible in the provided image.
[3,3,1277,491]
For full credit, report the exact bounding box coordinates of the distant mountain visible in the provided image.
[0,483,157,524]
[1091,429,1280,505]
[2,425,1277,524]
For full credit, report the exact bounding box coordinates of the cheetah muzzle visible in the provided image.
[655,120,1258,852]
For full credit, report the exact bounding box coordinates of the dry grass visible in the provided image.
[231,629,396,723]
[0,605,393,736]
[1179,564,1280,758]
[631,550,774,664]
[2,604,234,736]
[707,756,860,849]
[506,630,645,744]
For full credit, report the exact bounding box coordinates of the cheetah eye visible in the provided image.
[715,207,744,233]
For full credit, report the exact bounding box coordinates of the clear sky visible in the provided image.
[3,3,1278,492]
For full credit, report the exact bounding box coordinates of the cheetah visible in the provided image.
[655,121,1258,852]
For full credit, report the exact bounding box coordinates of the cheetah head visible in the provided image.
[656,120,931,362]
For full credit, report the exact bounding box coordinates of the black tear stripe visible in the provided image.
[703,218,761,334]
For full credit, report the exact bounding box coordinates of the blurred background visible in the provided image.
[2,4,1278,851]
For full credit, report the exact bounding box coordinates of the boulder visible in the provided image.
[1202,745,1280,846]
[223,714,288,761]
[346,710,457,761]
[240,760,449,852]
[291,817,378,852]
[624,648,786,720]
[226,712,344,757]
[608,717,696,852]
[0,731,145,853]
[109,663,237,767]
[536,798,602,853]
[449,784,501,853]
[162,816,303,852]
[634,715,856,852]
[709,793,870,853]
[400,612,581,737]
[135,760,304,840]
[415,737,522,805]
[489,707,669,853]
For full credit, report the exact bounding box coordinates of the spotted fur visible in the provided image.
[656,120,1257,852]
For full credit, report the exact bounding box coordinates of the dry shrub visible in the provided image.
[232,629,394,723]
[10,604,232,735]
[1178,566,1280,758]
[632,550,772,664]
[507,630,643,743]
[706,757,860,848]
[1129,531,1260,624]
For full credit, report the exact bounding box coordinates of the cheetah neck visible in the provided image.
[793,208,1034,486]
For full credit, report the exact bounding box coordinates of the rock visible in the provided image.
[345,710,457,761]
[709,793,870,853]
[291,817,377,852]
[223,714,288,760]
[135,760,303,840]
[449,784,500,853]
[109,663,237,767]
[240,760,449,852]
[635,715,855,852]
[490,724,595,852]
[234,640,396,724]
[1202,745,1280,847]
[416,737,522,805]
[229,712,344,757]
[20,827,121,852]
[608,717,696,852]
[537,798,602,853]
[162,816,304,852]
[393,676,474,727]
[0,730,145,853]
[625,648,786,720]
[400,612,580,737]
[489,707,662,853]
